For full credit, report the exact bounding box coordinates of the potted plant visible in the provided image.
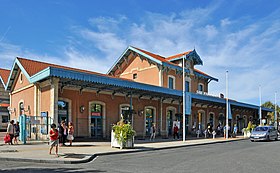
[242,122,256,138]
[111,119,136,149]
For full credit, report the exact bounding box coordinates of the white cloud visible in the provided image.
[220,18,232,27]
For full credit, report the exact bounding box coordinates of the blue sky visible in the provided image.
[1,0,280,105]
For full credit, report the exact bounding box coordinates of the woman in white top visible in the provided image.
[6,120,15,145]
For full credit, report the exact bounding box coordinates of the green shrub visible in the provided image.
[112,120,136,144]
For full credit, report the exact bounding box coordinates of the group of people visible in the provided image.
[49,120,75,157]
[213,123,238,138]
[6,120,20,145]
[150,123,180,141]
[191,123,239,138]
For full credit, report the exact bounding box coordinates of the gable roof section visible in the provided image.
[107,46,216,82]
[107,46,179,75]
[6,57,126,91]
[0,68,10,87]
[166,49,203,65]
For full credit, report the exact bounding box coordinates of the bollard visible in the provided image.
[196,130,200,138]
[212,131,216,139]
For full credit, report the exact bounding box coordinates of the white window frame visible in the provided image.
[168,75,176,89]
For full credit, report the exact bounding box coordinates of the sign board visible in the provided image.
[58,110,67,115]
[91,112,101,116]
[185,92,192,115]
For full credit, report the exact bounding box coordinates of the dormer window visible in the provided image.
[168,75,175,89]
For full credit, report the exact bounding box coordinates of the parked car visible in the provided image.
[250,126,278,142]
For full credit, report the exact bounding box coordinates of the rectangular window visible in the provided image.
[185,81,190,92]
[198,84,203,92]
[168,77,174,89]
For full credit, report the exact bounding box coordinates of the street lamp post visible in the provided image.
[183,55,186,142]
[275,92,277,128]
[226,71,229,139]
[259,86,262,125]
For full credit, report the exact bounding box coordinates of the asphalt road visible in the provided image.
[1,140,280,173]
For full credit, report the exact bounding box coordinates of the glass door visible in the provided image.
[145,108,154,136]
[90,117,102,138]
[90,103,103,139]
[167,110,173,136]
[58,101,68,124]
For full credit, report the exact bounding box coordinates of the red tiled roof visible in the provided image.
[0,68,10,85]
[132,47,167,62]
[132,47,180,66]
[17,57,109,77]
[166,51,192,61]
[16,57,134,81]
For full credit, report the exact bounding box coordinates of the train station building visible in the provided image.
[1,46,272,140]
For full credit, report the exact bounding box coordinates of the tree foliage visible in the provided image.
[262,101,280,124]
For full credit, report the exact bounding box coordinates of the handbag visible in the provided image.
[4,134,11,143]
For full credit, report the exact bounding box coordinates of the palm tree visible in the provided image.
[262,101,280,125]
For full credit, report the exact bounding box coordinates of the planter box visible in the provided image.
[111,131,134,149]
[243,131,251,138]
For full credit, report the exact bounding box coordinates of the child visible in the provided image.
[49,123,59,157]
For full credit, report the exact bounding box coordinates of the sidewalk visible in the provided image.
[0,135,246,164]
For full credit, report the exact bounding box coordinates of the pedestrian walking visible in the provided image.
[150,124,156,141]
[6,120,14,145]
[14,121,20,144]
[173,124,179,139]
[49,123,59,157]
[67,122,74,146]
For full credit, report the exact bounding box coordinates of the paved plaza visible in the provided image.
[0,132,245,164]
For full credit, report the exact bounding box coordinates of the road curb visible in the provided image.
[0,138,247,164]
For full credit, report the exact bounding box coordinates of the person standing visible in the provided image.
[6,120,14,145]
[14,121,20,144]
[173,124,179,140]
[67,122,74,146]
[150,124,156,141]
[58,120,65,146]
[233,124,238,138]
[62,121,68,145]
[49,123,59,157]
